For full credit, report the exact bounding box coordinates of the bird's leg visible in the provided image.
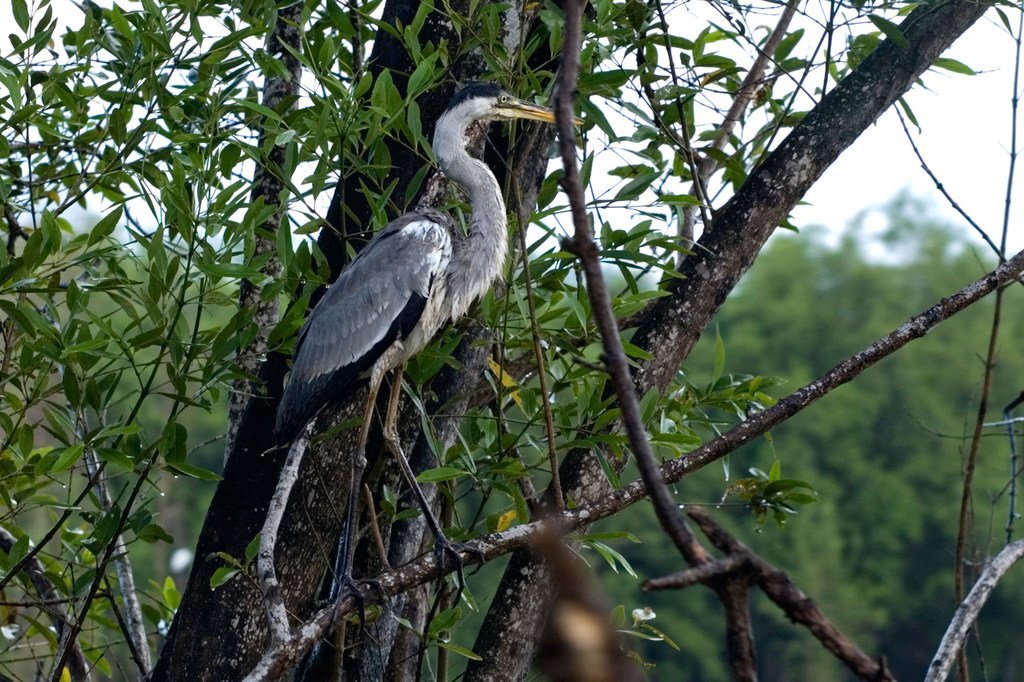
[328,369,384,607]
[382,365,469,594]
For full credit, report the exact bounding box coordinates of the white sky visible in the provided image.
[1,3,1020,256]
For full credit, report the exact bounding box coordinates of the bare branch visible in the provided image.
[258,435,310,644]
[927,540,1024,682]
[686,507,893,681]
[643,554,751,590]
[555,0,695,563]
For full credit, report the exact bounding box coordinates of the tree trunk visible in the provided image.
[152,0,556,677]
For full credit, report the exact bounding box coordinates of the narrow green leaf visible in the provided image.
[11,0,29,32]
[436,642,482,661]
[868,15,908,49]
[932,57,975,75]
[50,444,84,473]
[416,466,466,483]
[209,567,239,588]
[167,462,222,481]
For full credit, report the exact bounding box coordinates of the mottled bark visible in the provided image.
[928,539,1024,682]
[467,3,991,678]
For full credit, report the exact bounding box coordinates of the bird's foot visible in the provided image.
[329,575,382,627]
[432,536,484,603]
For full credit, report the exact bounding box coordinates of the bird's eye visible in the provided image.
[499,95,510,104]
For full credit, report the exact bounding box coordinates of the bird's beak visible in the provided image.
[504,98,584,126]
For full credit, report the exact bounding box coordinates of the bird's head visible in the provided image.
[433,81,581,177]
[440,81,581,128]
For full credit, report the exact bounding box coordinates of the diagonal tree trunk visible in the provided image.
[465,2,991,677]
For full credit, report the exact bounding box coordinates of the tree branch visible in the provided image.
[556,0,695,567]
[686,507,893,681]
[257,435,310,644]
[926,540,1024,682]
[642,554,751,590]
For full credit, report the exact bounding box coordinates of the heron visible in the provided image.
[273,81,575,594]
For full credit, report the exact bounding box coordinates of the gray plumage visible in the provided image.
[274,82,559,441]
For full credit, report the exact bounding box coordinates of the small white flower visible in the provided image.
[1,624,19,640]
[632,607,656,622]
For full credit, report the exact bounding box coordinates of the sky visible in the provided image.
[1,2,1021,257]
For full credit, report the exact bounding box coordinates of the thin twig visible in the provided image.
[512,186,564,510]
[681,0,800,247]
[363,484,391,569]
[557,0,707,563]
[1005,392,1024,541]
[102,576,149,677]
[643,554,751,590]
[896,109,1003,258]
[83,446,151,678]
[953,8,1024,678]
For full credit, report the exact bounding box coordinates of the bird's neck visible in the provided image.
[435,123,509,320]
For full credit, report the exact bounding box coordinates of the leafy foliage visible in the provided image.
[0,0,998,677]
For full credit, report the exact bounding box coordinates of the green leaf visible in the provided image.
[427,607,461,635]
[660,193,701,206]
[932,57,975,76]
[713,327,725,379]
[245,534,261,563]
[11,0,29,32]
[407,55,436,98]
[167,462,222,481]
[50,444,84,474]
[210,567,239,589]
[162,576,181,608]
[416,466,466,483]
[436,642,482,661]
[868,15,908,49]
[137,523,174,544]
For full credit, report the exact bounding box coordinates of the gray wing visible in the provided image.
[275,209,453,440]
